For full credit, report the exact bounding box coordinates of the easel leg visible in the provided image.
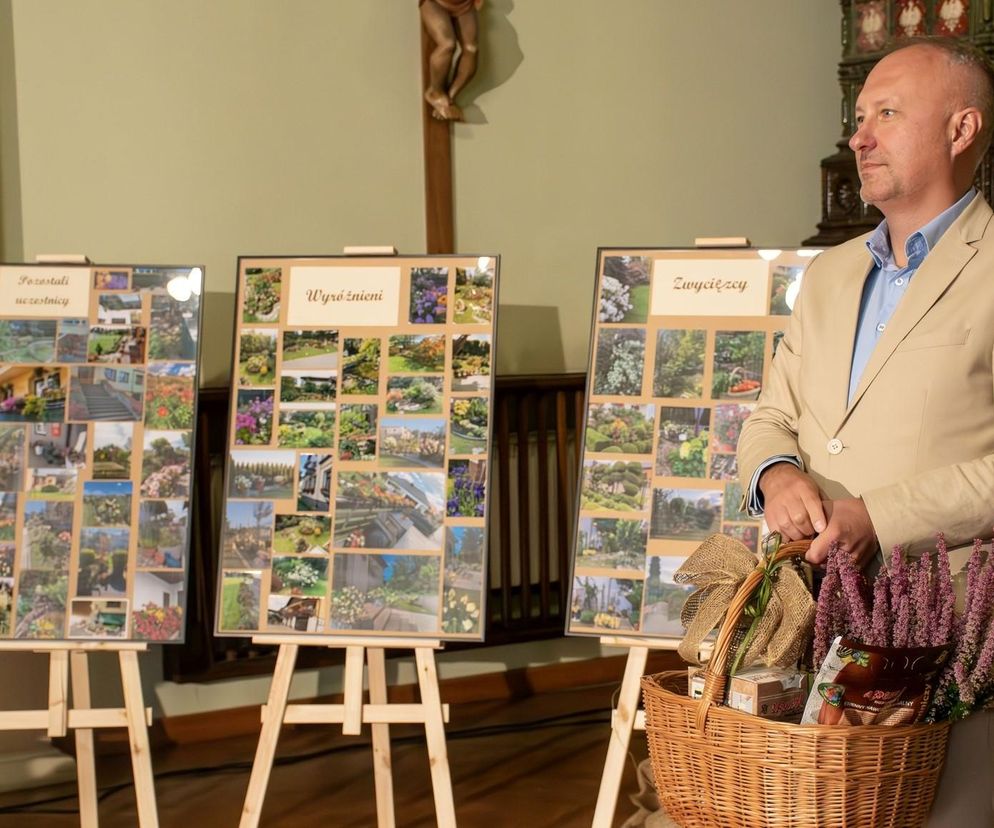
[118,650,159,828]
[592,646,649,828]
[367,647,395,828]
[70,651,99,828]
[415,648,456,828]
[240,643,299,828]
[47,650,69,738]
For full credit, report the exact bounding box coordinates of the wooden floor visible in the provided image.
[0,679,653,827]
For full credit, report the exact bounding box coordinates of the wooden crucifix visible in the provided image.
[419,0,483,254]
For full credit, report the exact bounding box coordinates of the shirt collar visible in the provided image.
[865,187,977,269]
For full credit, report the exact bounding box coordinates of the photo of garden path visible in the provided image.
[0,320,57,362]
[580,459,650,512]
[448,397,487,455]
[584,403,654,455]
[454,264,494,324]
[650,487,722,541]
[238,329,277,386]
[653,328,705,399]
[138,500,187,568]
[574,517,648,572]
[598,255,650,324]
[222,501,274,569]
[341,338,381,395]
[77,527,129,597]
[330,553,440,633]
[281,329,339,370]
[87,326,145,364]
[379,417,446,468]
[451,334,491,392]
[711,330,765,400]
[656,406,710,479]
[640,555,694,636]
[570,574,641,633]
[334,471,444,551]
[386,376,444,415]
[219,570,261,632]
[444,527,484,592]
[388,335,445,374]
[274,514,330,554]
[593,328,645,396]
[91,422,132,479]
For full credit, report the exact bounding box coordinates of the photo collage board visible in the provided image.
[0,263,203,642]
[216,255,498,641]
[567,248,817,641]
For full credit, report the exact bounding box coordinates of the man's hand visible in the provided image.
[805,497,878,568]
[758,463,827,541]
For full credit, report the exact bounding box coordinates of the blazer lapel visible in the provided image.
[841,194,993,428]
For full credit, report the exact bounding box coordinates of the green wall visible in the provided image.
[2,0,839,383]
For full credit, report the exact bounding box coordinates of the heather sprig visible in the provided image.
[869,569,891,648]
[834,545,872,643]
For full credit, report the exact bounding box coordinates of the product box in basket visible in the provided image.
[727,667,809,721]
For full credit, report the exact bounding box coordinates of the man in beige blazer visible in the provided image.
[737,39,993,825]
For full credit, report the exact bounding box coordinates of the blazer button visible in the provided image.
[827,438,843,455]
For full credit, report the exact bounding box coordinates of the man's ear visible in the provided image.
[951,107,983,157]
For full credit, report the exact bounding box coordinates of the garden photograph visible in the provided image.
[585,403,655,454]
[69,598,128,639]
[87,326,144,363]
[92,422,133,479]
[331,553,440,633]
[238,329,277,386]
[0,577,10,636]
[131,571,185,640]
[444,526,484,592]
[641,555,695,636]
[267,594,325,633]
[710,403,755,454]
[0,424,24,490]
[575,517,648,572]
[67,366,142,421]
[593,328,645,396]
[454,264,494,324]
[441,585,482,636]
[76,527,129,597]
[722,523,760,552]
[711,330,765,399]
[446,459,486,517]
[570,575,641,633]
[0,494,15,540]
[282,329,339,369]
[96,293,143,325]
[341,338,381,395]
[242,267,282,324]
[270,555,329,597]
[386,376,444,415]
[140,431,191,498]
[451,334,491,391]
[650,487,722,541]
[580,459,650,512]
[228,450,295,499]
[222,500,274,569]
[409,267,449,324]
[449,397,488,455]
[15,570,67,639]
[278,408,336,449]
[149,294,198,361]
[144,363,196,429]
[28,468,77,501]
[234,389,274,445]
[82,480,132,527]
[334,471,444,551]
[56,319,89,363]
[280,370,337,404]
[338,404,378,462]
[653,328,706,399]
[273,513,331,555]
[27,422,86,471]
[94,269,129,290]
[709,452,738,481]
[380,417,446,468]
[132,267,176,290]
[219,570,261,633]
[388,334,445,373]
[770,265,804,315]
[656,406,710,479]
[21,500,73,571]
[598,255,651,324]
[0,319,57,363]
[137,500,187,568]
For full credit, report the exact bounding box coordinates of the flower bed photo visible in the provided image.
[242,267,282,324]
[278,409,336,449]
[331,553,441,633]
[132,602,183,640]
[15,570,67,639]
[0,425,25,491]
[650,487,722,541]
[0,494,15,541]
[387,376,444,415]
[140,431,191,497]
[442,587,481,635]
[82,480,132,527]
[282,329,339,369]
[144,363,196,429]
[446,459,486,517]
[21,500,73,570]
[656,406,710,479]
[218,571,261,632]
[222,500,274,569]
[341,338,381,395]
[451,334,491,392]
[379,417,446,468]
[653,328,706,399]
[235,390,274,445]
[454,264,493,324]
[238,330,277,387]
[580,459,651,511]
[388,334,445,373]
[575,517,648,572]
[228,450,295,499]
[274,514,331,554]
[585,403,655,454]
[570,574,642,632]
[599,256,651,324]
[92,422,133,479]
[410,267,449,324]
[339,404,378,442]
[271,556,328,596]
[710,403,755,455]
[593,328,645,396]
[449,397,488,455]
[334,471,444,550]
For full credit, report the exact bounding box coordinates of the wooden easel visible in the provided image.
[239,635,456,828]
[0,641,157,827]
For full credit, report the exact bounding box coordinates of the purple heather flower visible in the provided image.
[814,558,841,665]
[935,534,956,646]
[836,544,872,643]
[870,569,891,648]
[910,546,933,647]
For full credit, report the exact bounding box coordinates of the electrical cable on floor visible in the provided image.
[0,704,616,815]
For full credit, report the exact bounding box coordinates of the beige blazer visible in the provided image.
[738,193,994,557]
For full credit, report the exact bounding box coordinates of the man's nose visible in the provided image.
[849,120,874,152]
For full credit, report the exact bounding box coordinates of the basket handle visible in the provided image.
[694,538,812,732]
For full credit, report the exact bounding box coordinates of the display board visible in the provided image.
[216,255,498,640]
[567,248,819,640]
[0,263,204,642]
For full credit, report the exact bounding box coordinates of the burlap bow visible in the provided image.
[676,534,815,670]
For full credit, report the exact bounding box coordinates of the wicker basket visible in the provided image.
[642,540,951,828]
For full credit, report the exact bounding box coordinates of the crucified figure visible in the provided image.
[420,0,482,121]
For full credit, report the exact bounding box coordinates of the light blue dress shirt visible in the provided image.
[746,188,977,516]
